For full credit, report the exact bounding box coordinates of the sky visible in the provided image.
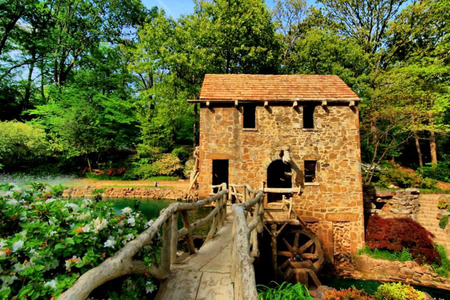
[141,0,280,18]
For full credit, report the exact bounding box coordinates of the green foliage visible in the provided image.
[126,154,182,180]
[359,245,413,263]
[376,167,437,189]
[49,184,66,197]
[418,159,450,183]
[0,121,50,169]
[374,282,425,300]
[172,147,191,164]
[432,245,450,277]
[257,282,313,300]
[439,216,449,229]
[0,186,158,299]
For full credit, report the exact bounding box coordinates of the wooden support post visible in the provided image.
[217,196,224,229]
[271,224,278,280]
[222,193,227,224]
[161,218,172,273]
[181,211,195,254]
[170,212,178,264]
[205,215,217,243]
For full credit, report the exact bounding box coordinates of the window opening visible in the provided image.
[212,160,229,193]
[304,160,316,182]
[243,104,256,129]
[267,159,292,202]
[303,106,315,129]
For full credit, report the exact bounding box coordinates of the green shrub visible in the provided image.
[172,147,190,164]
[0,121,50,169]
[0,185,158,299]
[377,168,436,189]
[126,154,182,180]
[257,282,313,300]
[439,216,449,229]
[375,282,425,300]
[359,245,413,263]
[418,158,450,183]
[432,245,450,277]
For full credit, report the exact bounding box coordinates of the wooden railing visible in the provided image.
[60,183,228,300]
[231,186,265,300]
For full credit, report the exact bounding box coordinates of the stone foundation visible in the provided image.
[363,186,420,220]
[62,187,197,201]
[344,255,450,291]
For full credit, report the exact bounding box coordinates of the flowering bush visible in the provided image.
[324,286,374,300]
[0,184,158,299]
[374,282,425,300]
[366,215,440,264]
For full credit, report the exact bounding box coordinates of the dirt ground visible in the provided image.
[65,178,190,191]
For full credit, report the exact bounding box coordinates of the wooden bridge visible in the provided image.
[60,183,321,300]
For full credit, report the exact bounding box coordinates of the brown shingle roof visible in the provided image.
[195,74,360,102]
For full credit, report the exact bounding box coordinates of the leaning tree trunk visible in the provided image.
[429,130,438,166]
[413,131,423,167]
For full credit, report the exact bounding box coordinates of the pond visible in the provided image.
[105,198,213,236]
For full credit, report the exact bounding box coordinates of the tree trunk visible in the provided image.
[430,131,438,166]
[413,131,423,167]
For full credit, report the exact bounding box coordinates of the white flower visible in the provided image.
[121,207,132,215]
[123,233,135,245]
[127,216,135,227]
[93,217,108,233]
[19,230,27,237]
[45,198,56,204]
[49,231,57,237]
[145,220,155,228]
[145,281,156,294]
[6,199,18,206]
[0,275,17,287]
[65,203,79,212]
[0,239,6,249]
[14,263,28,272]
[46,259,59,271]
[77,212,91,220]
[82,224,90,232]
[104,236,116,248]
[81,198,93,208]
[117,229,123,234]
[0,252,6,258]
[12,240,24,252]
[44,279,58,290]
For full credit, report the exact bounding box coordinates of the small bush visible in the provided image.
[325,286,374,300]
[126,154,182,180]
[0,121,50,169]
[439,216,449,229]
[366,215,440,265]
[432,245,450,277]
[172,147,190,164]
[374,282,425,300]
[418,159,450,183]
[438,197,449,210]
[359,245,413,263]
[257,282,313,300]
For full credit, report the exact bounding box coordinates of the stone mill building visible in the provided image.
[189,74,365,262]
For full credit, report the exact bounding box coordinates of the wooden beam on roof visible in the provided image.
[264,101,269,107]
[206,101,210,107]
[321,101,327,106]
[292,101,298,107]
[349,100,355,106]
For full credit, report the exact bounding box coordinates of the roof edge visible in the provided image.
[188,98,362,103]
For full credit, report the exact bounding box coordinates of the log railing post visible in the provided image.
[170,212,178,264]
[181,211,196,254]
[217,195,224,229]
[161,218,172,274]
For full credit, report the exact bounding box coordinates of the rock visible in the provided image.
[315,285,334,300]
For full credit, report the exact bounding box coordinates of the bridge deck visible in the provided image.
[155,212,234,300]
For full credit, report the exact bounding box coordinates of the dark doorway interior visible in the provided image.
[212,160,229,193]
[267,159,292,202]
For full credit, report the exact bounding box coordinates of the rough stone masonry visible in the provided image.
[190,74,365,262]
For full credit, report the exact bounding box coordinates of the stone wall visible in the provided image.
[197,104,365,260]
[62,187,196,201]
[350,255,450,291]
[363,186,421,220]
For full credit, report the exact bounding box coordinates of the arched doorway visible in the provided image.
[267,159,292,202]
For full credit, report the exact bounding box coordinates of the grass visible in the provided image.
[359,245,413,263]
[432,245,450,278]
[419,188,450,194]
[257,282,313,300]
[85,173,179,181]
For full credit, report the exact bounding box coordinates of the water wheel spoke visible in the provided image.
[293,231,300,251]
[301,253,318,260]
[298,239,314,254]
[285,268,295,281]
[282,237,295,253]
[280,259,290,269]
[277,251,293,258]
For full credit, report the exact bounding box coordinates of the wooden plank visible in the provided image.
[196,272,234,300]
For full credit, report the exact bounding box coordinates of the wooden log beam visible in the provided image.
[170,213,178,264]
[181,211,196,254]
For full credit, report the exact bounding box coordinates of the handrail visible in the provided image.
[60,183,228,300]
[231,189,265,300]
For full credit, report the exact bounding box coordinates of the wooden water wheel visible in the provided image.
[276,228,324,288]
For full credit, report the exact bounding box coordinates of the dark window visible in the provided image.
[304,160,316,182]
[243,104,256,129]
[212,160,229,193]
[267,159,292,202]
[303,106,315,128]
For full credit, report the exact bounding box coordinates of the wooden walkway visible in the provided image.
[155,212,234,300]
